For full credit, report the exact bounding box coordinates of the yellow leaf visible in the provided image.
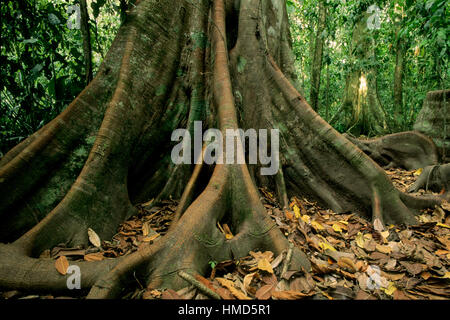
[376,244,392,254]
[382,282,397,296]
[436,223,450,229]
[301,214,310,224]
[413,168,423,176]
[142,222,150,237]
[332,223,342,233]
[257,258,274,274]
[293,205,301,219]
[381,230,390,240]
[311,220,325,231]
[222,223,234,239]
[338,220,348,225]
[55,256,69,275]
[356,232,365,249]
[319,241,336,252]
[143,233,160,242]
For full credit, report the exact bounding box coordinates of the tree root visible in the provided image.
[408,164,450,199]
[343,131,439,170]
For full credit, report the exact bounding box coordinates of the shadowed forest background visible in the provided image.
[1,0,448,154]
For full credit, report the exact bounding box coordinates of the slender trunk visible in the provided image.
[309,0,326,111]
[79,0,93,85]
[325,61,330,121]
[393,31,406,129]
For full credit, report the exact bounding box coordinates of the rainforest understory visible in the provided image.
[0,0,448,299]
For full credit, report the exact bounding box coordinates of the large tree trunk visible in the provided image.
[0,0,441,297]
[414,90,450,163]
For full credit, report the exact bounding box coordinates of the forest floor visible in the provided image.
[1,168,449,300]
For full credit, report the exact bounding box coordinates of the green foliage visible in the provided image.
[288,0,449,134]
[0,0,122,155]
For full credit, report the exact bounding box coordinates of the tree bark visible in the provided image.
[393,31,406,128]
[342,12,387,136]
[309,0,326,112]
[0,0,442,297]
[79,0,93,85]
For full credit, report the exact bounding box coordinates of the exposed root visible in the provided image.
[0,243,120,294]
[343,132,439,170]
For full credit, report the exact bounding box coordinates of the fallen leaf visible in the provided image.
[162,289,183,299]
[337,257,357,273]
[143,232,160,242]
[376,244,392,254]
[271,290,310,300]
[142,222,151,237]
[436,223,450,229]
[441,200,450,211]
[243,272,256,295]
[84,252,104,261]
[271,253,284,269]
[383,272,405,281]
[435,249,450,256]
[311,220,325,231]
[293,205,301,219]
[216,278,251,300]
[319,241,336,252]
[400,261,426,276]
[285,210,294,221]
[382,282,397,296]
[88,228,101,248]
[413,168,423,176]
[55,256,69,275]
[356,232,365,249]
[222,223,234,239]
[373,218,384,232]
[257,258,274,274]
[332,223,342,233]
[255,284,275,300]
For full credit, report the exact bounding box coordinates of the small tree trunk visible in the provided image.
[393,31,406,129]
[79,0,93,85]
[309,0,326,111]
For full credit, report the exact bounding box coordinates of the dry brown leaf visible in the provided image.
[84,252,104,262]
[272,290,309,300]
[142,222,150,237]
[376,244,392,254]
[54,256,69,275]
[257,258,274,274]
[143,233,160,242]
[216,277,251,300]
[337,257,357,273]
[373,218,385,232]
[400,261,426,276]
[255,284,275,300]
[382,272,405,281]
[162,289,183,299]
[88,228,101,248]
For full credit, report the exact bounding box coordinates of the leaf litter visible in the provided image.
[2,170,449,300]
